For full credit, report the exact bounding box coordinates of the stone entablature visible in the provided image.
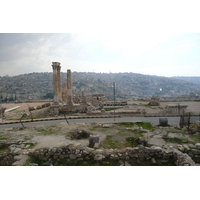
[165,104,188,115]
[104,101,128,106]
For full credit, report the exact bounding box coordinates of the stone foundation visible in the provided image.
[0,152,19,166]
[28,145,197,166]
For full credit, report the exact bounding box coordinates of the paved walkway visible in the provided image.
[5,106,20,112]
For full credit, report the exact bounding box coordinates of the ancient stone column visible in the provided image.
[62,82,68,101]
[74,93,80,104]
[52,62,62,102]
[67,69,73,105]
[81,90,87,104]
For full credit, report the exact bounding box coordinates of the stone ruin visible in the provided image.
[49,62,128,116]
[164,104,188,115]
[50,62,88,115]
[148,96,160,106]
[0,106,6,118]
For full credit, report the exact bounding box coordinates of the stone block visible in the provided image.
[129,153,138,158]
[102,124,113,128]
[151,158,156,164]
[94,143,100,148]
[195,143,200,149]
[124,161,131,166]
[94,154,103,161]
[36,105,42,109]
[69,154,76,160]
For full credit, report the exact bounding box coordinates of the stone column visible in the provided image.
[62,82,68,101]
[67,69,73,105]
[81,90,87,103]
[52,62,62,102]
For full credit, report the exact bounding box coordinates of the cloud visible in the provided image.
[0,33,75,75]
[0,33,200,77]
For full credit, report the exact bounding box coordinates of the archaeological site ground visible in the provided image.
[1,62,200,166]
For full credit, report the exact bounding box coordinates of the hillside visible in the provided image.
[0,72,200,101]
[172,76,200,85]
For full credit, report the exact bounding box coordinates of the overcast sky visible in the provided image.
[0,33,199,77]
[1,1,200,77]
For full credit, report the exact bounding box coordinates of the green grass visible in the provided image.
[135,122,152,130]
[118,122,152,130]
[100,136,120,149]
[16,110,26,113]
[125,137,138,147]
[0,145,9,153]
[143,105,152,108]
[37,126,61,135]
[163,137,189,144]
[118,122,136,128]
[118,129,143,138]
[0,149,8,153]
[188,134,200,143]
[37,129,56,135]
[0,137,10,140]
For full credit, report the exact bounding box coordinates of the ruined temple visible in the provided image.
[50,62,127,115]
[50,62,88,114]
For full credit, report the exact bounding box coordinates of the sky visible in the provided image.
[0,33,199,77]
[0,1,200,77]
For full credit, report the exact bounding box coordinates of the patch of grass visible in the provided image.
[0,137,10,140]
[0,145,9,153]
[26,156,44,166]
[37,129,55,135]
[0,148,8,153]
[16,110,25,113]
[135,122,152,130]
[118,129,143,138]
[100,136,120,149]
[6,118,20,121]
[49,125,57,128]
[23,158,32,166]
[163,137,189,144]
[189,134,200,143]
[143,105,152,108]
[117,122,152,130]
[89,127,96,131]
[125,137,138,147]
[37,126,60,135]
[118,122,135,128]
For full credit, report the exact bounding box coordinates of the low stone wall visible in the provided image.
[188,148,200,163]
[1,140,200,166]
[28,144,197,166]
[0,152,19,166]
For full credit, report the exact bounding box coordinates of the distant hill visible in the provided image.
[171,76,200,85]
[1,72,200,101]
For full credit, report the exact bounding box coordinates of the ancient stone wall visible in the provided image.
[0,152,19,166]
[1,143,200,166]
[28,144,197,166]
[0,107,6,118]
